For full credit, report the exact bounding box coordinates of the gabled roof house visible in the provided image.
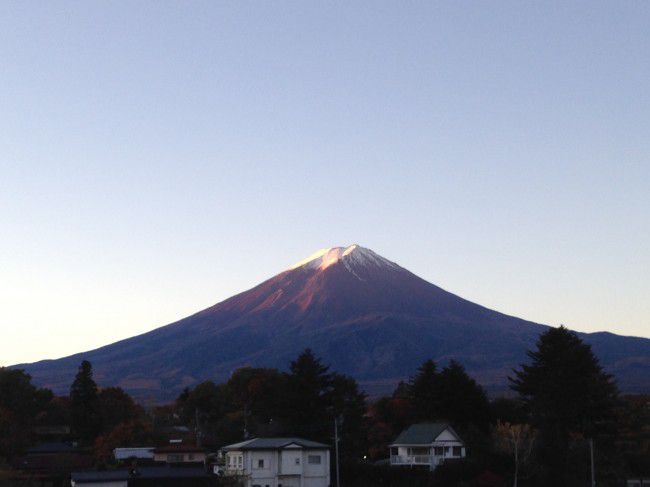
[222,437,330,487]
[390,422,466,470]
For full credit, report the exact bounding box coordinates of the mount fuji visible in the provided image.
[17,245,650,401]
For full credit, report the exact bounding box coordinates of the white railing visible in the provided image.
[390,455,433,465]
[390,455,455,467]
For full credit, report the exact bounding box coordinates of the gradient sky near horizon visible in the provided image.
[1,1,649,366]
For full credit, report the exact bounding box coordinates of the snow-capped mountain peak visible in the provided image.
[289,244,399,273]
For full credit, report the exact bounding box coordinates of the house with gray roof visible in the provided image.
[389,422,466,470]
[221,437,330,487]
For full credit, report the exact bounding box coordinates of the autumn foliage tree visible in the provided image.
[494,421,537,487]
[227,367,287,436]
[97,387,143,433]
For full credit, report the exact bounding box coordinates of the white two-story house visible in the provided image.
[390,422,466,471]
[222,437,330,487]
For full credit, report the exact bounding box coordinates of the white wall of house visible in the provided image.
[249,450,277,485]
[225,447,330,487]
[113,447,154,461]
[436,430,457,441]
[279,446,302,475]
[303,450,329,479]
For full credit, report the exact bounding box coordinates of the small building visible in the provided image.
[153,443,206,464]
[34,424,72,438]
[114,447,155,462]
[222,437,330,487]
[15,441,93,483]
[71,465,218,486]
[389,422,466,470]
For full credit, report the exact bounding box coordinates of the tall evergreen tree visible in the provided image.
[329,373,368,461]
[70,360,99,443]
[510,326,619,486]
[408,359,439,420]
[436,360,490,432]
[283,349,332,440]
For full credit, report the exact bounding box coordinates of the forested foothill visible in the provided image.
[1,327,648,486]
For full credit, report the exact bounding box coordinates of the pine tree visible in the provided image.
[510,326,619,486]
[329,373,368,461]
[436,360,490,432]
[283,349,332,440]
[70,360,99,443]
[408,359,439,420]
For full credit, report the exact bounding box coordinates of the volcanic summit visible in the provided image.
[18,245,650,400]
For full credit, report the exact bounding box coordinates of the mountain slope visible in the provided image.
[17,245,650,401]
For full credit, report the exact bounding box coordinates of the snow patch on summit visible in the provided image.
[289,245,400,276]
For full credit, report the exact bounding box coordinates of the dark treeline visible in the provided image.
[175,349,368,462]
[1,327,648,486]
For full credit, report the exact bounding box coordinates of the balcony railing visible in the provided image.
[390,455,454,467]
[390,455,433,465]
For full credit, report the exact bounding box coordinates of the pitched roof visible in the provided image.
[223,437,329,451]
[391,423,460,445]
[71,466,211,483]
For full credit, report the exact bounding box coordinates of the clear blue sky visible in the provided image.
[1,1,649,365]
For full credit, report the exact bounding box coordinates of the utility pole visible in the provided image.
[589,438,596,487]
[195,409,202,447]
[243,403,250,439]
[334,416,341,487]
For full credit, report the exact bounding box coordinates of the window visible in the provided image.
[295,457,300,465]
[188,454,194,461]
[230,454,243,468]
[433,447,443,456]
[308,455,321,465]
[257,459,265,468]
[453,446,462,457]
